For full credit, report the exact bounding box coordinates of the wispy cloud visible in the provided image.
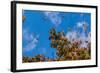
[23,29,34,42]
[77,21,88,31]
[66,21,90,49]
[24,38,38,51]
[44,11,62,27]
[23,29,39,51]
[66,31,78,42]
[77,22,83,28]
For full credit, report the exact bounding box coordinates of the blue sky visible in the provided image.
[22,10,91,59]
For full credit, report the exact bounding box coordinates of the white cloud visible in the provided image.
[44,11,62,27]
[77,22,83,28]
[23,29,39,51]
[87,32,91,43]
[77,21,88,31]
[24,38,39,51]
[66,31,78,42]
[23,29,34,42]
[79,32,91,49]
[66,21,90,49]
[78,34,88,48]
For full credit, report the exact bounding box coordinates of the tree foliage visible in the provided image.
[23,28,91,63]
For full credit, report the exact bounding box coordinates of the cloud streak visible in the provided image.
[44,11,62,27]
[23,29,39,51]
[24,38,38,51]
